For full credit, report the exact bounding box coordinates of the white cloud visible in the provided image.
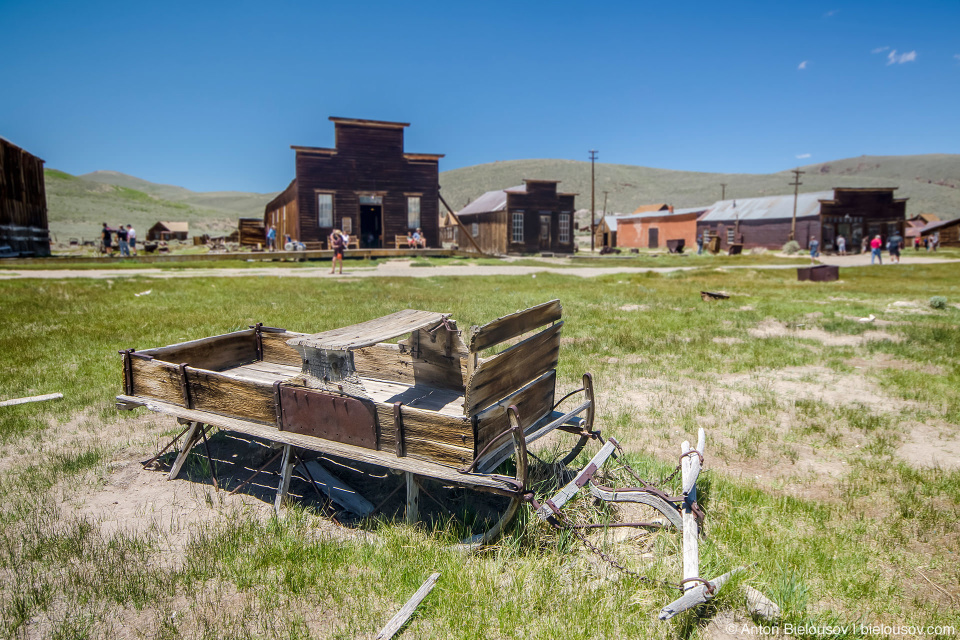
[796,153,811,159]
[954,54,960,63]
[887,49,917,65]
[798,60,808,70]
[824,9,838,17]
[872,46,890,54]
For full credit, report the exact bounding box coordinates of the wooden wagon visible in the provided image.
[116,300,600,543]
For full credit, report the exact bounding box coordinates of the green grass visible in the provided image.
[1,263,959,637]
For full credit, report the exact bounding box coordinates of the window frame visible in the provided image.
[511,211,524,244]
[559,212,571,244]
[406,195,421,230]
[316,192,334,228]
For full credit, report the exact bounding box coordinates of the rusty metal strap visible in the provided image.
[551,387,585,411]
[394,401,405,457]
[679,449,704,466]
[679,577,715,595]
[178,363,193,410]
[459,424,517,474]
[574,462,598,488]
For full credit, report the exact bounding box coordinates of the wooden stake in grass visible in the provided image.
[0,392,63,407]
[376,572,440,640]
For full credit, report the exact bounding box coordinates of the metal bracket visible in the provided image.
[178,363,193,409]
[273,380,283,429]
[575,462,598,488]
[119,349,135,395]
[394,401,405,457]
[253,322,263,360]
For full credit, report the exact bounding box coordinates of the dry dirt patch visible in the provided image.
[748,318,902,346]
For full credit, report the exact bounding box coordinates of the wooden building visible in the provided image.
[696,188,907,252]
[147,221,189,241]
[616,207,706,249]
[238,218,265,247]
[596,215,618,248]
[632,203,670,214]
[920,217,960,247]
[455,180,577,255]
[905,213,940,240]
[265,117,443,249]
[0,138,50,257]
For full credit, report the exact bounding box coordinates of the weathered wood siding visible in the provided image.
[697,217,820,251]
[0,139,50,256]
[238,218,266,247]
[264,179,300,245]
[506,182,576,254]
[270,119,442,249]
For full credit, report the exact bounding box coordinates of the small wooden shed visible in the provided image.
[147,221,189,241]
[456,180,576,255]
[920,217,960,247]
[238,218,265,247]
[0,137,50,256]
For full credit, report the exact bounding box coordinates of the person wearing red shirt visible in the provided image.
[870,235,883,265]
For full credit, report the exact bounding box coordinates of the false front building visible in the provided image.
[265,117,443,249]
[696,188,907,252]
[455,180,576,255]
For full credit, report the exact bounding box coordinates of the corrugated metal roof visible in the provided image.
[699,191,833,222]
[457,186,523,216]
[603,216,618,231]
[612,206,709,223]
[158,221,190,232]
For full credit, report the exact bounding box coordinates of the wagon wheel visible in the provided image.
[555,373,596,467]
[455,406,528,551]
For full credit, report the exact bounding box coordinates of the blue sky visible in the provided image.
[2,0,958,193]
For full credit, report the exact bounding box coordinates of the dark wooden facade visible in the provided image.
[456,180,576,255]
[0,138,50,257]
[265,117,443,249]
[819,188,907,252]
[238,217,266,247]
[697,188,907,252]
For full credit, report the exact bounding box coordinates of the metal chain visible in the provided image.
[551,505,683,592]
[609,438,683,490]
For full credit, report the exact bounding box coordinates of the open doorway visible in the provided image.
[359,205,382,248]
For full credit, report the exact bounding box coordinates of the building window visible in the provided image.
[559,212,571,243]
[512,212,524,243]
[407,196,421,229]
[341,217,352,235]
[317,193,333,227]
[726,228,735,244]
[471,222,479,237]
[359,195,382,205]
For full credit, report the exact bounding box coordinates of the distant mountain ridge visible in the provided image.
[44,154,959,242]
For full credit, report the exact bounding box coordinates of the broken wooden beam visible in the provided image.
[658,566,747,620]
[536,439,617,520]
[296,459,375,516]
[681,439,699,590]
[0,392,63,407]
[376,572,440,640]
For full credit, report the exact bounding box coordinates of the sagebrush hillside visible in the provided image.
[438,155,960,219]
[45,154,960,242]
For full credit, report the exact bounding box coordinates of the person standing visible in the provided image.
[808,236,820,264]
[101,223,113,256]
[887,231,903,264]
[117,224,129,257]
[329,229,345,274]
[870,235,883,265]
[836,234,846,256]
[266,225,276,251]
[696,233,704,255]
[126,224,137,256]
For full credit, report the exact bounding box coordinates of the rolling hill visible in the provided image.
[45,154,959,243]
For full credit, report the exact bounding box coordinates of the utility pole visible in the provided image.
[602,190,608,217]
[788,168,805,241]
[590,150,598,253]
[720,183,728,200]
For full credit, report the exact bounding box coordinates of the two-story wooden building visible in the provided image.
[454,180,576,255]
[0,137,50,257]
[265,117,443,249]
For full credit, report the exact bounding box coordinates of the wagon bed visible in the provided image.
[117,301,597,539]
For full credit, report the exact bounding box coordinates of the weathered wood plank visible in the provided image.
[186,368,276,424]
[658,566,746,620]
[119,395,515,495]
[139,330,257,371]
[682,440,699,591]
[476,405,591,474]
[298,459,375,515]
[131,357,184,404]
[474,370,556,452]
[469,300,562,352]
[167,421,203,480]
[364,378,464,416]
[289,310,447,351]
[355,343,467,392]
[465,322,562,416]
[275,444,294,514]
[0,392,63,407]
[405,473,419,524]
[375,572,440,640]
[373,403,472,452]
[260,330,307,366]
[536,440,617,519]
[587,485,683,529]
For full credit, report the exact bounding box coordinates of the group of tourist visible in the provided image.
[913,233,940,252]
[100,223,136,256]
